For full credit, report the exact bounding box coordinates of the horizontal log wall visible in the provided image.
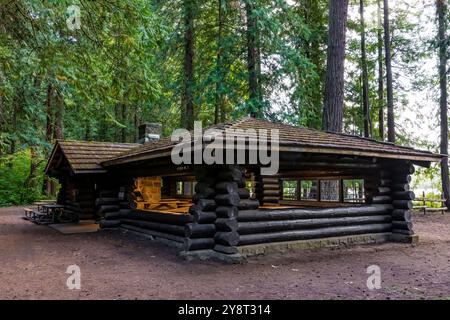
[63,177,96,220]
[235,205,392,246]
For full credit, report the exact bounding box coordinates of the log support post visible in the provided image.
[212,165,259,254]
[387,162,417,243]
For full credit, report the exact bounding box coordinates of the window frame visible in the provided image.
[342,178,366,203]
[279,176,366,204]
[281,179,299,201]
[174,180,196,198]
[299,179,319,202]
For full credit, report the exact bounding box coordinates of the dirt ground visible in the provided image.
[1,206,450,300]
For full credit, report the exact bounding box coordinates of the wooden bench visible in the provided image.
[24,208,35,220]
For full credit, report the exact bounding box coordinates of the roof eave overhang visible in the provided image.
[101,143,442,168]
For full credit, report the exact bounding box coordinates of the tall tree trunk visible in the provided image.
[183,0,195,130]
[360,0,371,138]
[215,0,225,124]
[383,0,395,143]
[45,83,53,142]
[322,0,349,132]
[9,89,22,154]
[53,90,63,140]
[377,0,384,141]
[246,0,260,118]
[21,146,40,203]
[437,0,450,209]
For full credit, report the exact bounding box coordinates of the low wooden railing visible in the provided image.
[413,191,447,214]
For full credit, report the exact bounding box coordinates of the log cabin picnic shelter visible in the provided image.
[44,117,442,259]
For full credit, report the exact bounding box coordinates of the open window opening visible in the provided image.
[132,176,193,214]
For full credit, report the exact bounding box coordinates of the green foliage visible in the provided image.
[0,0,447,205]
[0,149,47,206]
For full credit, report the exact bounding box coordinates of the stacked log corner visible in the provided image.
[389,163,415,238]
[98,188,128,229]
[183,167,217,251]
[213,165,259,254]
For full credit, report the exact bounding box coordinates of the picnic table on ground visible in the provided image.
[40,204,66,224]
[24,202,68,225]
[34,200,56,212]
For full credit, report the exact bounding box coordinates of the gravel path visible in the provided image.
[1,206,450,300]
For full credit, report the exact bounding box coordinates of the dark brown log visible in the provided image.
[371,196,392,204]
[237,188,250,199]
[119,201,130,209]
[215,231,240,246]
[195,199,217,211]
[262,196,279,203]
[392,200,413,210]
[95,198,119,206]
[377,187,391,196]
[391,191,415,200]
[215,218,238,232]
[239,223,391,246]
[392,173,412,184]
[261,177,279,184]
[104,211,121,220]
[391,209,411,222]
[121,224,185,243]
[215,182,238,194]
[392,221,413,231]
[100,219,121,229]
[193,190,216,203]
[185,223,216,238]
[237,205,393,222]
[400,164,415,175]
[238,215,391,235]
[217,167,244,183]
[215,193,240,206]
[184,238,215,251]
[263,189,280,197]
[127,210,193,225]
[216,206,239,219]
[238,199,260,210]
[214,244,238,254]
[392,229,414,236]
[195,182,214,194]
[118,208,131,215]
[262,184,280,191]
[191,209,217,224]
[391,183,410,192]
[391,174,412,183]
[121,219,185,236]
[98,205,120,214]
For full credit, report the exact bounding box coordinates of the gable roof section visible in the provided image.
[45,140,140,174]
[102,117,442,166]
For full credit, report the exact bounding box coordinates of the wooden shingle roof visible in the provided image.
[45,140,140,174]
[102,117,442,166]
